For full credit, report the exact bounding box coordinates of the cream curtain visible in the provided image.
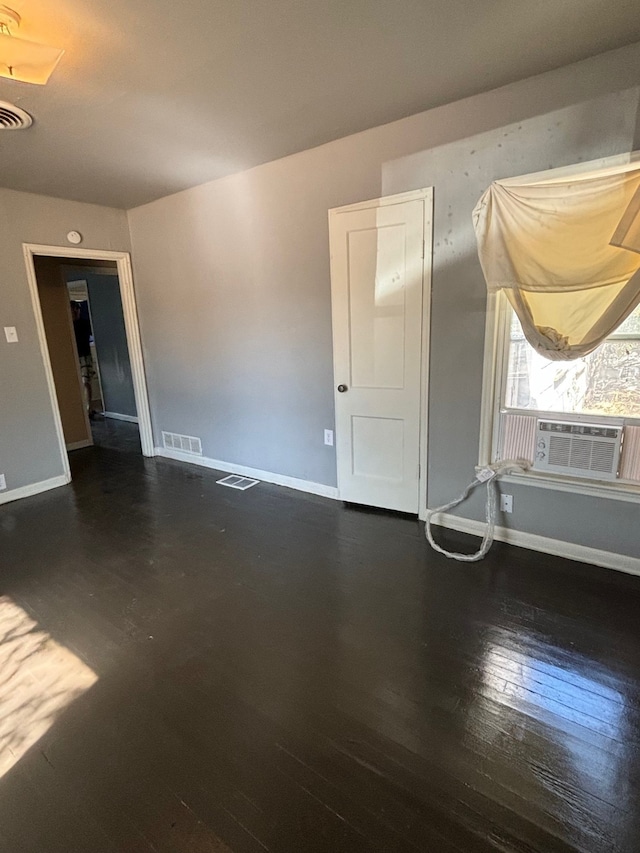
[473,158,640,361]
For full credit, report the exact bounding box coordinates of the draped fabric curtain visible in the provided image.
[473,158,640,361]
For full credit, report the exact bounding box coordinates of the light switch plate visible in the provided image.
[4,326,18,343]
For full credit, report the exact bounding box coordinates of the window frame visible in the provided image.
[479,290,640,504]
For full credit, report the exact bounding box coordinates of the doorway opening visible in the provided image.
[66,260,141,453]
[24,245,153,483]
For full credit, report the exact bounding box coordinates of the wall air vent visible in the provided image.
[162,431,202,456]
[0,100,32,130]
[533,420,622,480]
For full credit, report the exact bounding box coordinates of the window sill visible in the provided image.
[497,468,640,504]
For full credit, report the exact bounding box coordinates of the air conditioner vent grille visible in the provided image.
[0,100,32,130]
[534,420,622,480]
[590,441,617,473]
[569,437,593,470]
[548,434,571,468]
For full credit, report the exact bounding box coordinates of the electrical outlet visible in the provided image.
[0,474,6,491]
[324,429,334,446]
[500,494,513,513]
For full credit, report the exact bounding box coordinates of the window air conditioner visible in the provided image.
[533,420,623,480]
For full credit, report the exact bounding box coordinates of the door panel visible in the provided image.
[330,193,430,513]
[348,224,407,389]
[351,416,404,480]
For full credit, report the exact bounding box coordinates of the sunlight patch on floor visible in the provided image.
[0,596,97,777]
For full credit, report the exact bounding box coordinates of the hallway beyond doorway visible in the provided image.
[88,417,142,455]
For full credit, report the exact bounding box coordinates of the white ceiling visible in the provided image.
[1,0,639,209]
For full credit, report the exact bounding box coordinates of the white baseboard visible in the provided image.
[66,439,93,451]
[104,412,139,424]
[431,511,640,577]
[153,447,639,575]
[154,447,340,500]
[0,474,69,506]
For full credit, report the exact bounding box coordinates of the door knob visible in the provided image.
[337,384,348,393]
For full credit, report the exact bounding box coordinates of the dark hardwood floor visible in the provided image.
[90,415,142,454]
[2,429,640,852]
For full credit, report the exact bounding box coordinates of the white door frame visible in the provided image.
[23,243,154,482]
[329,187,433,519]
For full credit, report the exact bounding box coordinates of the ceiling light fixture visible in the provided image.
[0,5,64,85]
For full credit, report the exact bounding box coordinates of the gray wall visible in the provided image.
[125,43,638,559]
[0,190,131,492]
[84,273,137,419]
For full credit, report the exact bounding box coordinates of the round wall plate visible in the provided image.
[67,231,83,245]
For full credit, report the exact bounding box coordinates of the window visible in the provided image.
[505,305,640,418]
[481,294,640,496]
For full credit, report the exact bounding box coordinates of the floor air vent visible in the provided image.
[0,100,33,130]
[162,431,202,456]
[217,475,260,491]
[533,420,622,480]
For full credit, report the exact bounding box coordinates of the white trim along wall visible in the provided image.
[156,444,640,577]
[104,412,140,424]
[0,475,70,507]
[430,511,640,577]
[155,446,340,500]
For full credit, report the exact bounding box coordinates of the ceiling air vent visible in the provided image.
[0,100,33,130]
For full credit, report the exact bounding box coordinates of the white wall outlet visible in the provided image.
[0,474,6,491]
[324,429,334,446]
[500,494,513,513]
[4,326,18,343]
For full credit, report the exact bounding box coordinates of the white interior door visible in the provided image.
[329,189,432,513]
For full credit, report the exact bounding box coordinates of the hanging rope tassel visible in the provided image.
[424,460,530,562]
